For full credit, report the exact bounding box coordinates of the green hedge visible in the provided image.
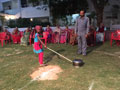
[8,18,50,28]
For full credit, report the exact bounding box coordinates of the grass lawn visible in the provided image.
[0,41,120,90]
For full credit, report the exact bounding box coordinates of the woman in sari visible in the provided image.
[53,25,61,43]
[69,29,77,45]
[45,25,53,43]
[12,27,21,43]
[60,26,70,44]
[64,26,71,43]
[21,28,30,46]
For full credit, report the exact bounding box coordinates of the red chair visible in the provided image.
[0,32,11,47]
[41,32,49,45]
[51,33,55,43]
[111,30,120,46]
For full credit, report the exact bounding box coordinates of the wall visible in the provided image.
[16,5,50,18]
[103,0,120,27]
[87,0,120,27]
[3,5,50,19]
[11,0,18,9]
[0,2,3,11]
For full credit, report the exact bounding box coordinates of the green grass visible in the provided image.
[0,41,120,90]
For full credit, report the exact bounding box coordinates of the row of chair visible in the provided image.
[1,30,120,47]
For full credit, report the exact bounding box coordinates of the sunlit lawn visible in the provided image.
[0,41,120,90]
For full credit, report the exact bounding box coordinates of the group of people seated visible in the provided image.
[30,25,78,46]
[1,23,107,46]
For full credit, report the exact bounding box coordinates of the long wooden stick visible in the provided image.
[47,47,73,63]
[39,38,73,63]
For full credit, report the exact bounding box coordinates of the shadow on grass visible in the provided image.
[87,42,103,55]
[44,49,65,64]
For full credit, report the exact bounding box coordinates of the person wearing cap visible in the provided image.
[33,25,47,67]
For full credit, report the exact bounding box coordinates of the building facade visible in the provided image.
[0,0,120,27]
[0,0,50,21]
[87,0,120,27]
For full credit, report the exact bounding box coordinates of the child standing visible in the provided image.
[33,25,47,66]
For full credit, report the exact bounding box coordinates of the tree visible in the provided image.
[28,0,88,25]
[28,0,48,6]
[91,0,109,26]
[50,0,88,25]
[0,15,5,31]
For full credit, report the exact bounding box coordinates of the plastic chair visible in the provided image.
[0,32,11,47]
[42,32,49,45]
[111,30,120,46]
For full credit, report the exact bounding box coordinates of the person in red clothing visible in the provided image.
[53,25,61,43]
[33,25,47,67]
[64,26,71,43]
[12,27,21,43]
[98,23,106,33]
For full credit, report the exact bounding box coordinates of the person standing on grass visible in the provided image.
[33,25,47,67]
[75,10,90,56]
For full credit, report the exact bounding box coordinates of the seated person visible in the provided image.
[4,29,11,37]
[69,29,77,46]
[45,25,53,43]
[60,29,67,44]
[12,27,21,43]
[96,23,107,42]
[3,29,11,43]
[12,27,20,35]
[87,25,95,46]
[53,25,61,43]
[64,26,71,43]
[21,28,30,46]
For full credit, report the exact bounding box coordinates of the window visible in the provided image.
[21,0,28,8]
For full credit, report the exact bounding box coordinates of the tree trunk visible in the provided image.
[96,10,103,26]
[90,0,108,27]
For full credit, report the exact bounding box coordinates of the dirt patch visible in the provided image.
[114,52,120,55]
[94,51,120,58]
[16,51,23,54]
[15,49,20,52]
[3,50,23,57]
[30,65,63,81]
[0,59,4,62]
[6,54,13,56]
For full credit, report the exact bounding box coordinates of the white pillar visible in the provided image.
[18,0,22,18]
[0,2,3,11]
